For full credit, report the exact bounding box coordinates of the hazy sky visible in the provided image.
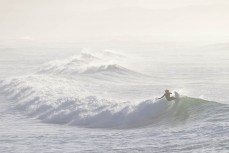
[1,0,229,44]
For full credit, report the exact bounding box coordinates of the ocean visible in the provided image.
[0,43,229,152]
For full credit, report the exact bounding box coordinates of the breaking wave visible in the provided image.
[0,75,225,129]
[37,51,139,76]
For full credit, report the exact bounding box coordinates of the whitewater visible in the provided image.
[0,45,229,152]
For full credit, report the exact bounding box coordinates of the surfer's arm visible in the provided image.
[158,94,165,99]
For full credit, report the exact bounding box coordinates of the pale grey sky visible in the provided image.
[1,0,229,44]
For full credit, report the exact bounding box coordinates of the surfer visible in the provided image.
[158,89,176,101]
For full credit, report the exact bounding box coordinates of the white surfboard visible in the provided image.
[174,92,180,103]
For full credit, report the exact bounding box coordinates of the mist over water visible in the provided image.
[1,0,229,152]
[0,43,229,152]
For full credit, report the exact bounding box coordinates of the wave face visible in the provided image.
[0,49,227,129]
[0,75,226,129]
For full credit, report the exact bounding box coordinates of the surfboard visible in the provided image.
[174,92,180,103]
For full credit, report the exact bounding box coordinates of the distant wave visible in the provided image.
[0,76,225,129]
[37,51,144,78]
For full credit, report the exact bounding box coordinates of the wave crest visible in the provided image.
[37,50,142,78]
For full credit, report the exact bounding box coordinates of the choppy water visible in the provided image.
[0,44,229,152]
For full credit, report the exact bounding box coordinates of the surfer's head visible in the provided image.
[165,89,169,93]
